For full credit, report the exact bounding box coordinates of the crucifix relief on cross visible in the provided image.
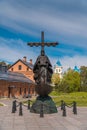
[27,31,59,53]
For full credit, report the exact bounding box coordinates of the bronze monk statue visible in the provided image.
[33,49,53,85]
[27,31,58,114]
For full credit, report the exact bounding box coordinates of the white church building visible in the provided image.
[54,60,63,78]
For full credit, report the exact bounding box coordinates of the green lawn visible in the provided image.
[23,92,87,107]
[50,91,87,106]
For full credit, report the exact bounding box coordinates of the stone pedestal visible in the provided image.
[30,95,58,114]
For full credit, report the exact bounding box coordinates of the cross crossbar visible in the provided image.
[27,31,59,51]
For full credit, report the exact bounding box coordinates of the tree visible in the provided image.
[51,73,60,90]
[0,61,6,65]
[0,61,11,69]
[51,73,60,85]
[58,69,80,93]
[80,66,87,91]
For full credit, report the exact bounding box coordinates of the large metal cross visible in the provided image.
[27,31,59,52]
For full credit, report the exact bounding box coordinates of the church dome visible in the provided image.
[56,60,62,66]
[73,66,80,73]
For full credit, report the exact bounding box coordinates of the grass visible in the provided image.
[23,92,87,107]
[50,91,87,107]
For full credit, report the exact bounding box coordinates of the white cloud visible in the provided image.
[0,37,87,72]
[0,37,37,63]
[0,0,87,42]
[51,55,87,72]
[0,0,87,70]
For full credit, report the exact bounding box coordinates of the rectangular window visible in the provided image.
[11,68,13,71]
[18,65,22,70]
[27,67,29,71]
[20,88,22,95]
[56,69,58,73]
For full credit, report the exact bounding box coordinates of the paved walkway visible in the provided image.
[0,99,87,130]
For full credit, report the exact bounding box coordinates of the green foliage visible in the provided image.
[56,69,80,93]
[51,73,60,85]
[0,61,6,65]
[80,66,87,91]
[51,66,87,93]
[0,61,11,69]
[51,73,60,90]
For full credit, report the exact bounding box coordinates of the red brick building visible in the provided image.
[8,56,34,81]
[0,57,35,98]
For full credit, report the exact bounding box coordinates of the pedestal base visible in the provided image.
[30,96,58,114]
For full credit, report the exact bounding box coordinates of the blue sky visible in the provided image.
[0,0,87,71]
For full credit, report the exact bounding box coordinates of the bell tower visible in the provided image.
[54,60,63,78]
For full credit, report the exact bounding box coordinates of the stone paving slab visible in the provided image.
[0,99,87,130]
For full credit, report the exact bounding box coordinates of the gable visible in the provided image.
[8,59,32,72]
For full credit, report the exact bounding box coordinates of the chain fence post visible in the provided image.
[28,100,30,110]
[19,102,23,116]
[73,101,77,115]
[61,100,64,110]
[40,103,44,118]
[14,100,17,111]
[12,100,16,113]
[62,102,66,117]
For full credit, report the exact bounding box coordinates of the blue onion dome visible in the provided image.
[74,66,80,73]
[56,60,62,66]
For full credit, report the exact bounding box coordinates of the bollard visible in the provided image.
[28,100,30,110]
[73,101,77,114]
[61,100,64,110]
[12,101,16,113]
[62,102,66,117]
[19,102,23,116]
[14,100,17,111]
[40,104,44,118]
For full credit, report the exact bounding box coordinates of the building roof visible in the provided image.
[55,60,62,67]
[0,71,34,84]
[22,60,33,70]
[8,59,33,70]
